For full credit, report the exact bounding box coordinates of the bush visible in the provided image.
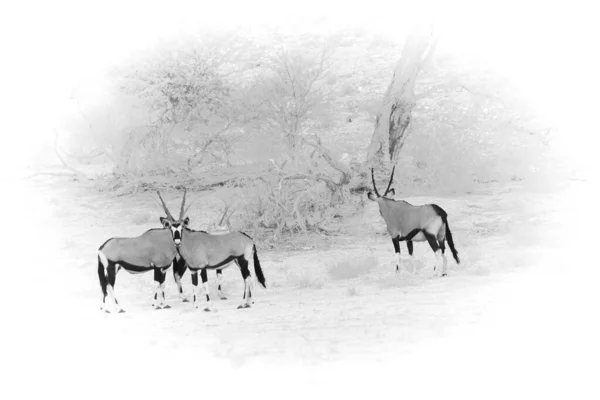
[237,175,339,245]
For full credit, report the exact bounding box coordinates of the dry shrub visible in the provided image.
[327,254,378,280]
[238,176,338,245]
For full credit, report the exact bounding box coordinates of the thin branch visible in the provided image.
[52,130,90,181]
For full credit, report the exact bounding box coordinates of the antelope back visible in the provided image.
[178,230,252,268]
[100,229,177,268]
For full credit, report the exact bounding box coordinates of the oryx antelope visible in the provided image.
[97,221,179,313]
[159,190,266,311]
[368,167,460,276]
[170,198,238,302]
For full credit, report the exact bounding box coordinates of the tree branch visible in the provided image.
[52,130,90,181]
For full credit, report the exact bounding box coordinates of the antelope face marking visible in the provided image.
[171,223,183,246]
[160,216,190,247]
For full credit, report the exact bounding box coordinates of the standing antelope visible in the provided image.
[159,190,266,311]
[170,199,238,301]
[368,167,460,276]
[97,211,179,313]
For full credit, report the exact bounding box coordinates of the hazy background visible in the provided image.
[5,0,598,180]
[3,1,599,398]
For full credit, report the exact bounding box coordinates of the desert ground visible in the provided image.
[7,174,597,399]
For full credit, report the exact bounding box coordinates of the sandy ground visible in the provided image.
[5,176,598,399]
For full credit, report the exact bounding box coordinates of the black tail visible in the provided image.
[431,204,459,264]
[445,221,460,264]
[252,244,266,288]
[98,256,108,297]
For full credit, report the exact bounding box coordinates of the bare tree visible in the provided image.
[367,24,437,166]
[261,37,336,156]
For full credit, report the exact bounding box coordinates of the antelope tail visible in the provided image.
[252,244,266,288]
[431,204,460,264]
[97,255,108,297]
[445,221,460,264]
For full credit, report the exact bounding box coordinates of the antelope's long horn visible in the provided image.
[383,166,396,196]
[371,168,380,197]
[156,191,175,221]
[179,188,187,219]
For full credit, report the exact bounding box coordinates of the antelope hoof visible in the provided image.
[244,304,251,309]
[118,309,126,313]
[104,309,111,314]
[219,296,228,300]
[162,304,172,309]
[203,308,211,312]
[237,305,244,309]
[182,298,190,303]
[441,273,447,277]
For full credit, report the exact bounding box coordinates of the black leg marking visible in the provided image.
[239,258,251,279]
[107,264,117,287]
[200,268,211,306]
[159,269,170,308]
[216,269,226,299]
[191,271,198,303]
[153,268,162,282]
[438,239,447,276]
[392,236,400,253]
[237,257,251,309]
[152,268,162,309]
[158,268,168,284]
[392,236,400,272]
[407,241,413,256]
[423,231,441,273]
[423,231,440,253]
[106,264,119,305]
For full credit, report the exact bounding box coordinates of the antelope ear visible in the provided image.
[160,217,171,228]
[367,191,377,201]
[387,188,395,196]
[183,217,190,226]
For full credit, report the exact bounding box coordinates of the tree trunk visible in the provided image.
[366,25,437,167]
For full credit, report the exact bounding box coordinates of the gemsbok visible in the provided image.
[96,203,180,312]
[169,199,238,302]
[368,167,460,276]
[159,189,266,311]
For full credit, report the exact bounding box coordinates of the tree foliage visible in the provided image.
[52,27,558,225]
